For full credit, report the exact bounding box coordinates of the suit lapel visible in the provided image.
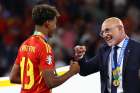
[103,46,111,78]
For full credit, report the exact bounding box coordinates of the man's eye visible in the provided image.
[105,28,110,32]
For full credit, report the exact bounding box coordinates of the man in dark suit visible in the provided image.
[74,17,140,93]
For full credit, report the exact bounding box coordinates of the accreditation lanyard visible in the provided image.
[33,31,48,41]
[111,38,129,70]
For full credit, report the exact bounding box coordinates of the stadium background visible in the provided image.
[0,0,140,77]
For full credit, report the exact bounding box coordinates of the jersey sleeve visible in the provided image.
[39,44,55,70]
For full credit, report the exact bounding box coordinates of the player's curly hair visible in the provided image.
[32,4,59,25]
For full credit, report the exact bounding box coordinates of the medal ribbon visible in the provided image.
[111,38,129,86]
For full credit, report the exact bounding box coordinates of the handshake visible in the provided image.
[69,45,86,75]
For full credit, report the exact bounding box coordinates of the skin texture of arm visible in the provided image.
[10,64,21,84]
[42,61,80,89]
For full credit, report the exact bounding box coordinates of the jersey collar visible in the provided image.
[33,31,48,41]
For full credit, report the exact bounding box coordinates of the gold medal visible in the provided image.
[113,80,120,87]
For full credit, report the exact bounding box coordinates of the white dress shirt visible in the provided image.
[108,38,126,93]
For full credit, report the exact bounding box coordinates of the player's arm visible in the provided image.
[10,63,21,84]
[39,44,80,89]
[42,60,80,89]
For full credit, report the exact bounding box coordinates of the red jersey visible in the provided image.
[15,35,55,93]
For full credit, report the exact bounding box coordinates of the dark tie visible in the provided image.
[111,46,118,93]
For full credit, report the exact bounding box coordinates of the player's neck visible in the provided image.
[35,25,48,36]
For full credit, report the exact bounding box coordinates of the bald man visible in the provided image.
[74,17,140,93]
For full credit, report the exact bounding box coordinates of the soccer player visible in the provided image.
[10,4,80,93]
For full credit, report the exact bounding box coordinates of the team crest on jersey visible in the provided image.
[46,55,52,65]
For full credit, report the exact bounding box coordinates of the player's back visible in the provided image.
[16,35,52,93]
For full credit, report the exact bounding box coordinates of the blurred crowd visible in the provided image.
[0,0,140,76]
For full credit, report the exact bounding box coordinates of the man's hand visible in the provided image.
[74,45,86,60]
[69,60,80,75]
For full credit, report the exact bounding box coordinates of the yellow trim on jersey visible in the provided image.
[38,36,52,54]
[38,71,43,84]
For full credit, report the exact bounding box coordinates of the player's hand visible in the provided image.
[69,60,80,75]
[74,45,86,60]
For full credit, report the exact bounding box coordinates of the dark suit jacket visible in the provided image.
[79,39,140,93]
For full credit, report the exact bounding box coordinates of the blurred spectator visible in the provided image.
[0,4,8,36]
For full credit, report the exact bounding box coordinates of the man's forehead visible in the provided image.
[101,17,123,30]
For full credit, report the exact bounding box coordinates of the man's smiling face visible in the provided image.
[100,17,126,46]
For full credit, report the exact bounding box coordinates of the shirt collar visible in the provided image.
[117,38,127,48]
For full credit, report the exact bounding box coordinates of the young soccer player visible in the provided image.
[10,4,80,93]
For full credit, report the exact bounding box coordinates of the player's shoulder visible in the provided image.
[31,35,52,50]
[20,35,52,51]
[33,35,53,53]
[18,35,42,49]
[23,35,44,45]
